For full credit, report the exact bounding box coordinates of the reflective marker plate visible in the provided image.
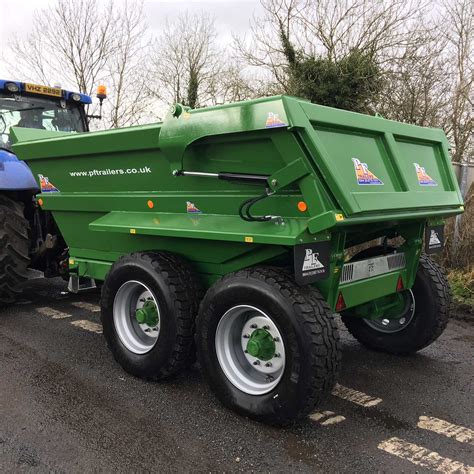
[339,253,406,284]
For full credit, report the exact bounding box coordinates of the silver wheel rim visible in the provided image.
[364,289,416,334]
[113,280,160,354]
[215,305,286,396]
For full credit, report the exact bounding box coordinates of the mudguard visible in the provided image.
[0,148,39,191]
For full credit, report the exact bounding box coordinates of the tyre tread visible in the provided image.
[342,253,451,354]
[101,251,202,380]
[196,266,340,424]
[0,196,30,305]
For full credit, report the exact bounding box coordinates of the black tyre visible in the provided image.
[0,195,30,306]
[342,253,450,354]
[196,267,340,426]
[101,252,201,380]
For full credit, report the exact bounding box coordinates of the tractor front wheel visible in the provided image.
[196,266,340,426]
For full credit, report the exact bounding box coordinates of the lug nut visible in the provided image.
[273,337,280,342]
[265,362,272,367]
[243,334,250,339]
[253,360,260,366]
[274,353,281,358]
[263,325,270,330]
[250,324,257,329]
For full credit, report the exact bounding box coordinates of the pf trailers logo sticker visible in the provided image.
[425,225,444,253]
[302,249,324,272]
[414,163,437,186]
[429,230,441,246]
[265,112,287,128]
[186,201,202,213]
[294,241,330,285]
[352,158,383,185]
[38,174,60,193]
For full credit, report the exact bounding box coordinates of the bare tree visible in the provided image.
[205,61,261,105]
[442,0,473,164]
[105,1,152,128]
[234,0,426,93]
[150,12,222,109]
[376,24,451,127]
[233,0,305,92]
[8,0,116,94]
[6,0,151,128]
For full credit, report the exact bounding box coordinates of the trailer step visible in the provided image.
[68,275,98,293]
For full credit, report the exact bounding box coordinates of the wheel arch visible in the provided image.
[0,150,39,194]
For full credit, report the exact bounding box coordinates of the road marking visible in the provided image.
[332,383,382,407]
[418,416,474,445]
[309,410,346,425]
[70,320,102,334]
[36,307,72,320]
[378,437,474,473]
[71,302,101,313]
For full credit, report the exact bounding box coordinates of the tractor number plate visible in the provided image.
[24,83,62,97]
[425,225,444,253]
[294,241,331,285]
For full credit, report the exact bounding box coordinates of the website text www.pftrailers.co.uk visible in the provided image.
[69,167,152,177]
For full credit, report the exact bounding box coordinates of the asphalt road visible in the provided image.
[1,278,473,473]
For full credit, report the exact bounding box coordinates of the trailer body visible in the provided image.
[11,96,462,311]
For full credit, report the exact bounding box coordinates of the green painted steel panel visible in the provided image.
[10,95,463,295]
[89,211,309,245]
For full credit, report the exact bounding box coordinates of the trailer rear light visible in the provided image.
[335,291,346,312]
[396,275,404,292]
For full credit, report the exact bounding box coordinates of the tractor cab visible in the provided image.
[0,80,94,151]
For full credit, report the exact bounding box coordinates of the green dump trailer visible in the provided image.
[11,96,464,425]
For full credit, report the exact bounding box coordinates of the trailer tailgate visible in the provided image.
[293,100,463,217]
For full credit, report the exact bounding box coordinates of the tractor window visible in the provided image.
[0,94,86,151]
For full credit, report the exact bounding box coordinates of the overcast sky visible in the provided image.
[0,0,263,78]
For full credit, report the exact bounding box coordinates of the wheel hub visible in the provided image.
[364,289,415,334]
[135,300,159,327]
[245,328,275,361]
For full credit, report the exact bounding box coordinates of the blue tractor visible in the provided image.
[0,79,105,304]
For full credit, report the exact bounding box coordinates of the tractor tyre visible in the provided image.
[195,266,340,426]
[100,252,202,380]
[0,195,30,306]
[342,253,450,354]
